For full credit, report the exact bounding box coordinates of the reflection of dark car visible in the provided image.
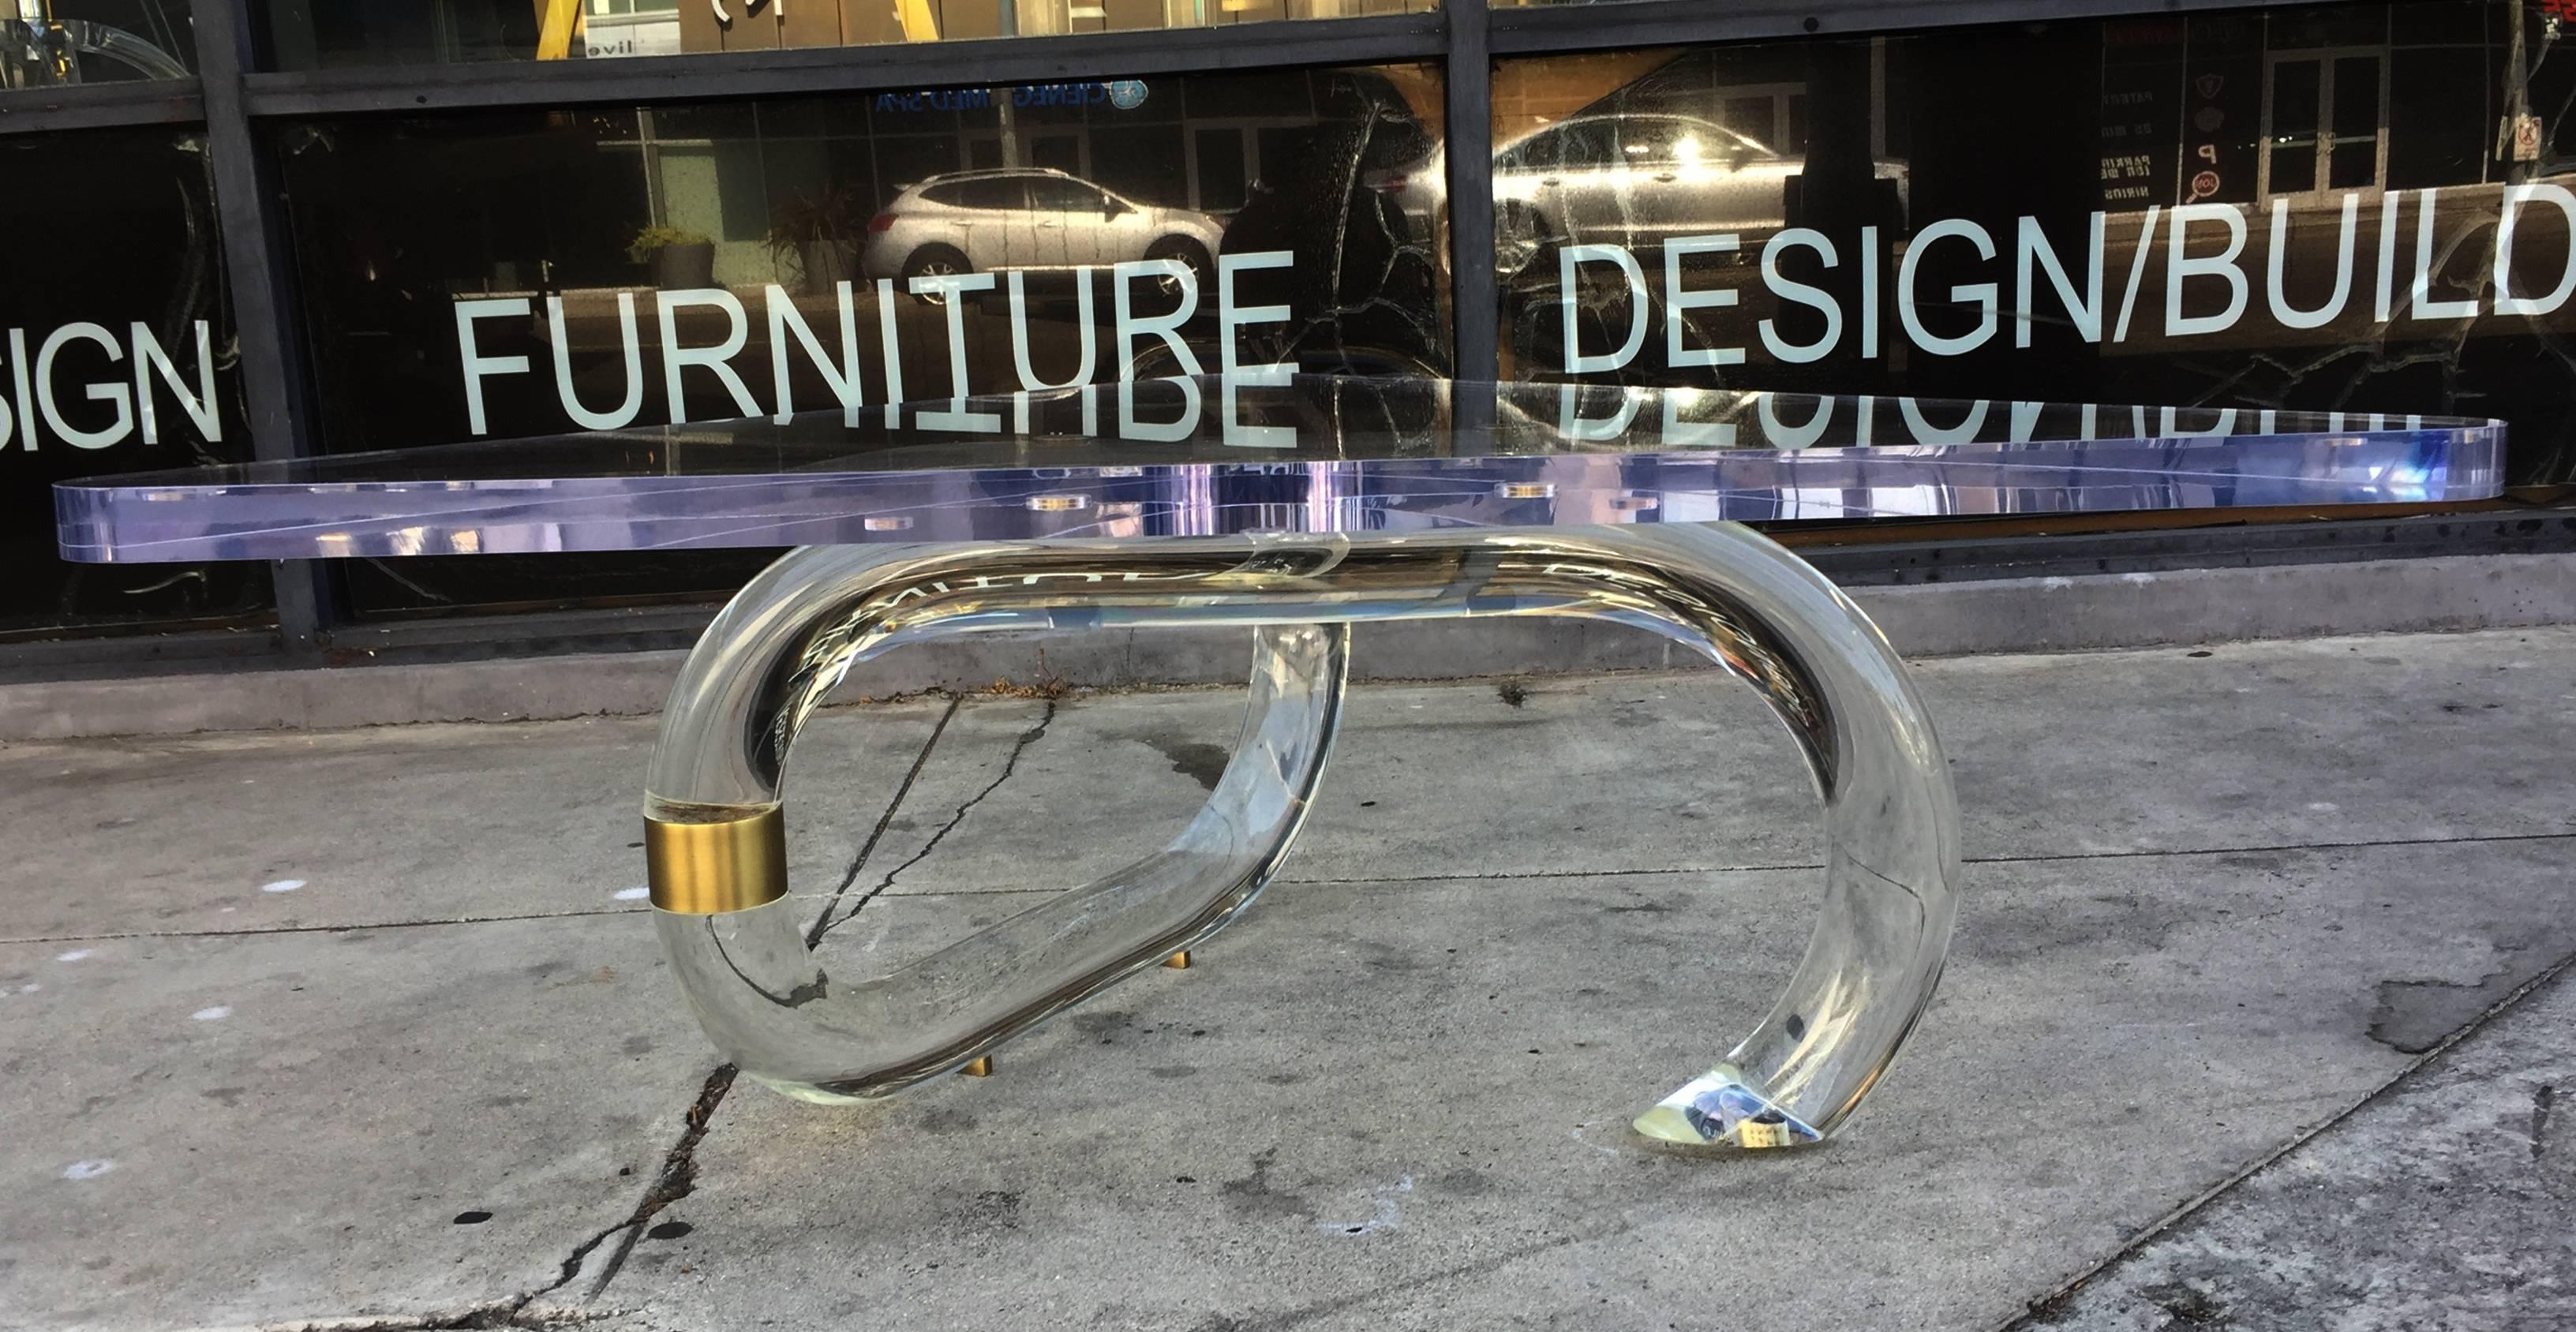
[1213,73,1449,378]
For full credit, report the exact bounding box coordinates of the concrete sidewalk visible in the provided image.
[2,627,2570,1330]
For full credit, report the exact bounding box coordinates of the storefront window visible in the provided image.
[264,0,1428,71]
[2,0,193,86]
[1496,2,2576,490]
[274,64,1444,615]
[0,127,266,638]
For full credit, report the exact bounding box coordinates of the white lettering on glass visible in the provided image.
[2413,189,2481,320]
[765,282,865,426]
[656,288,762,425]
[37,322,133,450]
[912,271,1002,433]
[1217,250,1295,449]
[1759,229,1842,364]
[548,294,646,431]
[2266,194,2359,331]
[2165,202,2249,339]
[455,297,533,436]
[1898,219,1997,356]
[2494,181,2576,316]
[2014,213,2105,346]
[129,321,221,445]
[1557,244,1648,373]
[1113,260,1205,380]
[1661,234,1744,369]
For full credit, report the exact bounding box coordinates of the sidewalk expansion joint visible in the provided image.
[1278,829,2576,889]
[1993,945,2576,1330]
[6,830,2563,946]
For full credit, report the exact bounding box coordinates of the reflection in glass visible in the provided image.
[1491,4,2576,491]
[266,0,1429,69]
[271,68,1444,615]
[2,0,192,85]
[2,128,264,636]
[52,377,2507,563]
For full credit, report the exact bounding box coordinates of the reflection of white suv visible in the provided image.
[859,168,1224,301]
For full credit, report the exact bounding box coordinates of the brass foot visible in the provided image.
[961,1056,993,1077]
[1163,951,1192,970]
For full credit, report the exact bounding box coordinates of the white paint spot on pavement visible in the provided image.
[614,886,650,901]
[260,879,305,894]
[18,983,39,994]
[2041,576,2074,589]
[2120,571,2158,585]
[62,1160,114,1180]
[55,949,92,963]
[1317,1175,1413,1236]
[2307,802,2339,813]
[191,1006,231,1022]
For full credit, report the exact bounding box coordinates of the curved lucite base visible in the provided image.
[643,523,1960,1148]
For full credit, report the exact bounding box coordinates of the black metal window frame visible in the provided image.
[0,0,2491,667]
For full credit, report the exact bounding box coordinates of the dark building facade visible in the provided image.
[2,0,2567,649]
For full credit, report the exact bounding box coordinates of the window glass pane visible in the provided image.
[954,175,1027,208]
[275,65,1446,618]
[1195,127,1249,212]
[0,126,268,638]
[1,0,193,87]
[263,0,1434,70]
[2332,55,2381,139]
[2272,58,2321,139]
[1494,3,2576,492]
[2272,142,2319,193]
[1028,174,1106,211]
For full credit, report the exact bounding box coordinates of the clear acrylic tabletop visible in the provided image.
[52,376,2506,563]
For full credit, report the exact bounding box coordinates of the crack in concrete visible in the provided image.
[1990,947,2576,1331]
[504,705,979,1311]
[814,700,1058,941]
[303,1069,742,1327]
[565,1064,739,1303]
[800,697,960,948]
[245,1306,602,1330]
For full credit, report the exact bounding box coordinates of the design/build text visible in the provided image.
[0,320,223,451]
[1566,185,2576,372]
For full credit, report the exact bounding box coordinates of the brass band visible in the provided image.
[645,807,789,914]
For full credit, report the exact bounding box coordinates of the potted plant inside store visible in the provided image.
[766,183,867,295]
[628,225,717,290]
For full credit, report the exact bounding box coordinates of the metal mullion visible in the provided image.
[193,0,328,656]
[240,11,1447,118]
[0,80,204,136]
[1489,0,2338,58]
[1443,0,1496,381]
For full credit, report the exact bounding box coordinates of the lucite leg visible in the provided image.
[642,526,1958,1147]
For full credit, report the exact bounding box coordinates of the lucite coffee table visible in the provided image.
[56,376,2504,1151]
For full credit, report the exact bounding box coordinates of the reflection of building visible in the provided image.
[672,0,1417,54]
[578,0,680,58]
[603,71,1434,289]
